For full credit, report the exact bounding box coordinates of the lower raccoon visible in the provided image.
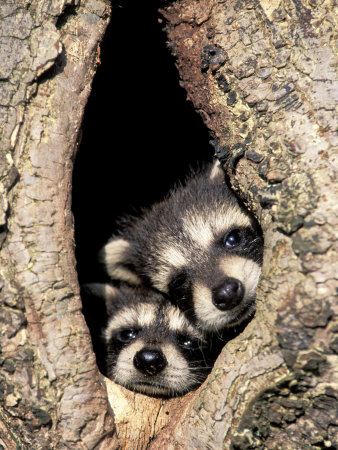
[84,283,213,396]
[101,159,264,332]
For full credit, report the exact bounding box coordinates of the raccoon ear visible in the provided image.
[209,159,225,184]
[82,283,119,315]
[99,238,141,286]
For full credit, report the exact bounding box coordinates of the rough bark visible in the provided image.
[0,0,116,448]
[0,0,337,449]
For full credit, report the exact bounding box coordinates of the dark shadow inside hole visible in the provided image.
[72,1,213,373]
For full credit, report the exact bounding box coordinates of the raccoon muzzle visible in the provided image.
[133,348,168,376]
[212,277,244,311]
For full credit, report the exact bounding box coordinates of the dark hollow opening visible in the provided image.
[72,1,213,372]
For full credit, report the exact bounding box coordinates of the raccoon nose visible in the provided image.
[212,278,244,311]
[133,348,167,376]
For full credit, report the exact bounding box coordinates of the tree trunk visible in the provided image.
[0,0,337,449]
[0,0,116,448]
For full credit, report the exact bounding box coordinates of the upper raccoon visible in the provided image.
[100,160,264,332]
[84,283,212,396]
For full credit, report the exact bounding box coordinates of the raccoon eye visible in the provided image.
[177,334,199,351]
[115,328,139,343]
[224,229,242,248]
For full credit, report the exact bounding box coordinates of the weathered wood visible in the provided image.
[0,0,116,447]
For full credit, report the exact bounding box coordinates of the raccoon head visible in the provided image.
[84,283,211,396]
[100,160,264,332]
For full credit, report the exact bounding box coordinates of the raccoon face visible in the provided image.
[166,225,263,331]
[87,283,211,396]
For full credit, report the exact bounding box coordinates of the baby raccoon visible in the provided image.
[84,283,213,396]
[100,160,263,332]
